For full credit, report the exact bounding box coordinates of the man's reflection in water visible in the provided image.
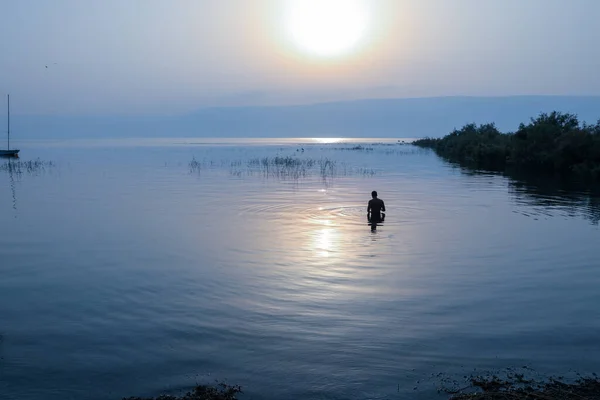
[369,214,385,232]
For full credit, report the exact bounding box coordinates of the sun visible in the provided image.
[285,0,370,58]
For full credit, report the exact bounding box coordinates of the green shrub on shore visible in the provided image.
[414,112,600,179]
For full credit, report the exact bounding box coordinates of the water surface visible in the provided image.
[1,138,599,400]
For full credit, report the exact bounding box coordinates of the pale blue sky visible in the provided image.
[1,0,599,115]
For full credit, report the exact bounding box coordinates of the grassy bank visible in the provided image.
[413,112,600,179]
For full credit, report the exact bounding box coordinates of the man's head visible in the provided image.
[371,191,378,198]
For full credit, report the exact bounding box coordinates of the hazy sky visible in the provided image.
[1,0,599,115]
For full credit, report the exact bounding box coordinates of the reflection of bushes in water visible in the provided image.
[124,382,242,400]
[437,367,600,400]
[0,158,55,176]
[455,166,600,225]
[414,112,600,180]
[508,172,600,225]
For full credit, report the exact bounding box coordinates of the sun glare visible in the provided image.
[285,0,370,58]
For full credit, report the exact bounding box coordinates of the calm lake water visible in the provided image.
[1,138,599,400]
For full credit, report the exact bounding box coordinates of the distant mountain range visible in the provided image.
[11,96,600,139]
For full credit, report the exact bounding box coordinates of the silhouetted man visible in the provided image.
[367,191,385,223]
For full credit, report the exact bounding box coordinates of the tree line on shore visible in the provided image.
[413,112,600,179]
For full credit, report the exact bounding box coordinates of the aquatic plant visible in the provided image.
[247,156,315,168]
[382,148,430,156]
[244,156,336,179]
[189,157,202,173]
[356,167,376,176]
[190,155,377,181]
[188,157,233,173]
[330,145,374,151]
[318,158,336,178]
[0,158,54,176]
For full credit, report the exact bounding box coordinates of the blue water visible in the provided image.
[1,138,599,400]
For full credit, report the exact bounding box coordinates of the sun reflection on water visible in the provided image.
[312,138,344,144]
[313,227,337,257]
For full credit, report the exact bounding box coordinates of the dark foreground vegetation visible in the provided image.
[414,112,600,179]
[123,382,242,400]
[122,371,600,400]
[444,372,600,400]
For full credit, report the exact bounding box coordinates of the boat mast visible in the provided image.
[7,94,10,150]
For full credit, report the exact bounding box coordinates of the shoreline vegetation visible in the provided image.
[122,372,600,400]
[413,112,600,180]
[444,372,600,400]
[123,382,242,400]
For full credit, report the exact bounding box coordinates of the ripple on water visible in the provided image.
[4,141,600,400]
[238,201,434,228]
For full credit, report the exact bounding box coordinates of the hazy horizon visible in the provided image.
[5,95,600,139]
[6,94,600,118]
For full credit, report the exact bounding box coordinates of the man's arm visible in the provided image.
[381,201,386,212]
